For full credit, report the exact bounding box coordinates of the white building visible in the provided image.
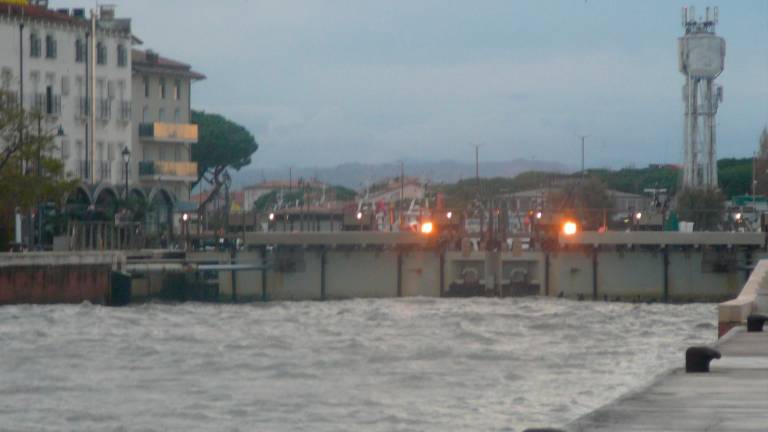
[131,48,204,203]
[0,3,132,187]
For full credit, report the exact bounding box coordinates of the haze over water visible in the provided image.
[0,298,714,431]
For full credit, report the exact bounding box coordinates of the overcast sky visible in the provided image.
[53,0,768,170]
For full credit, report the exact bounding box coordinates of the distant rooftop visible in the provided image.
[0,2,131,34]
[132,49,206,80]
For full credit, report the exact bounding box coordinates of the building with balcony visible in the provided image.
[131,48,205,203]
[0,3,133,186]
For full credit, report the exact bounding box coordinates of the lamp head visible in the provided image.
[121,146,131,163]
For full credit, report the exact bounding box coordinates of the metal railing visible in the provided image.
[139,122,198,142]
[118,101,131,121]
[77,160,89,179]
[97,99,111,120]
[65,221,145,251]
[98,161,112,181]
[139,160,198,178]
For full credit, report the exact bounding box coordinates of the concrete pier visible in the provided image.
[565,329,768,431]
[559,257,768,431]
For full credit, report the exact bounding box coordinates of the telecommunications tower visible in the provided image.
[678,6,725,188]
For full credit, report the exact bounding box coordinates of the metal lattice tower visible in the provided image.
[679,6,725,188]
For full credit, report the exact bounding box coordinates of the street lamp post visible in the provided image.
[35,124,65,250]
[121,146,131,199]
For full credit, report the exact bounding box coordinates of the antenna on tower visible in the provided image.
[714,7,719,24]
[682,6,687,28]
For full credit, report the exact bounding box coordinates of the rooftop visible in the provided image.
[0,3,131,34]
[132,49,206,80]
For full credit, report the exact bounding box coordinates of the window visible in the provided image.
[117,44,127,67]
[30,33,41,57]
[174,79,181,100]
[61,76,70,96]
[75,38,85,63]
[45,34,57,59]
[75,141,83,171]
[96,41,107,65]
[142,106,149,122]
[160,78,166,99]
[174,108,181,123]
[1,67,11,87]
[107,142,115,161]
[45,85,53,114]
[175,145,181,161]
[158,108,165,122]
[61,140,70,159]
[143,76,150,98]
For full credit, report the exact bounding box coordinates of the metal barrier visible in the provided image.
[65,221,145,251]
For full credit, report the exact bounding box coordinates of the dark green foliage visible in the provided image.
[190,110,258,187]
[435,171,557,208]
[0,89,77,248]
[717,158,752,198]
[676,187,725,231]
[586,166,680,196]
[251,185,357,213]
[546,177,615,229]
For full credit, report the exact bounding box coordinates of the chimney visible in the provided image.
[99,4,115,20]
[146,50,159,63]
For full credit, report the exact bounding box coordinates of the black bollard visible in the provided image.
[685,346,721,373]
[747,314,768,332]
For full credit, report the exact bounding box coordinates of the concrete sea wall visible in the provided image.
[0,252,124,305]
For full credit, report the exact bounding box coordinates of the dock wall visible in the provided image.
[0,252,124,305]
[172,242,756,303]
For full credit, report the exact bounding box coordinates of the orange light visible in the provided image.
[562,220,578,236]
[420,221,434,234]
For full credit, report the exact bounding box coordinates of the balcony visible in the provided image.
[30,93,61,116]
[98,161,112,181]
[118,101,131,122]
[139,122,198,143]
[97,99,111,121]
[139,160,198,182]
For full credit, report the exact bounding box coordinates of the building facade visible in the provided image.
[131,48,204,203]
[365,177,425,204]
[0,3,132,186]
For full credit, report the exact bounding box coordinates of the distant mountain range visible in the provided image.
[231,159,570,190]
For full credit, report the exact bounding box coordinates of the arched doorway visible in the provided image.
[63,185,93,220]
[146,187,175,246]
[93,184,120,221]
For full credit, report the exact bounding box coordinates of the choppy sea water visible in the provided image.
[0,298,715,431]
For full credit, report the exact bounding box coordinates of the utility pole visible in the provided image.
[474,144,480,195]
[400,160,405,227]
[752,151,757,206]
[18,20,25,248]
[89,8,97,183]
[577,134,590,176]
